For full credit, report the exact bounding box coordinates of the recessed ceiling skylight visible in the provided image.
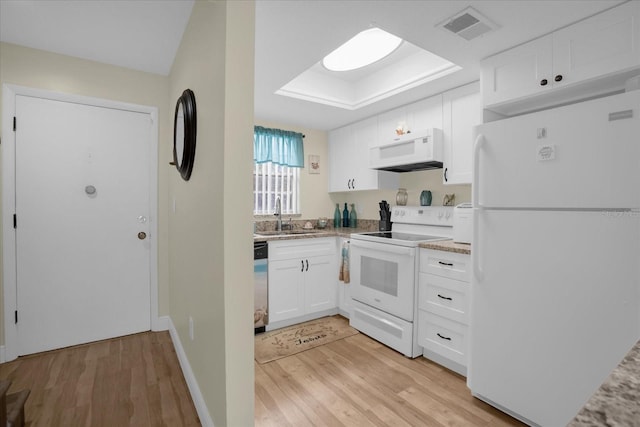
[322,28,403,72]
[276,29,461,110]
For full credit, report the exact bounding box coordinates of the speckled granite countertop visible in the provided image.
[253,227,374,242]
[568,340,640,427]
[419,239,471,255]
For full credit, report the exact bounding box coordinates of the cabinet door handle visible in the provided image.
[438,261,454,267]
[437,333,452,341]
[437,294,452,301]
[305,259,309,271]
[347,179,352,189]
[352,178,355,189]
[301,260,304,272]
[540,78,548,86]
[554,74,563,82]
[444,167,448,182]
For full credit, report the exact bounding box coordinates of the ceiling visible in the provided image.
[256,0,626,130]
[0,0,194,76]
[0,0,627,131]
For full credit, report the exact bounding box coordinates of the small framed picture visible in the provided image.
[309,154,320,174]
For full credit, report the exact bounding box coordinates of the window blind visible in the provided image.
[253,162,300,215]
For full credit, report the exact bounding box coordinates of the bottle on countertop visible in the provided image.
[349,203,357,228]
[342,203,349,228]
[334,203,341,228]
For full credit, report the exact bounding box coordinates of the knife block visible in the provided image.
[379,220,392,231]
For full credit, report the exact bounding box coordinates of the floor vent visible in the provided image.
[438,7,498,41]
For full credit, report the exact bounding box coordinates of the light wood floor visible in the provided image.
[1,325,527,427]
[255,330,526,427]
[0,331,200,427]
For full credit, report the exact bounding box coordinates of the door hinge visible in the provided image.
[13,214,17,229]
[13,116,16,131]
[14,310,18,324]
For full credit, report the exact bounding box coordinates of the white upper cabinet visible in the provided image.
[328,125,353,192]
[553,2,640,84]
[407,95,443,133]
[442,82,481,185]
[376,106,409,147]
[482,1,640,114]
[375,95,443,147]
[328,117,399,192]
[481,36,553,108]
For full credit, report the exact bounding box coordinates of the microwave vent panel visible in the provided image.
[438,7,498,41]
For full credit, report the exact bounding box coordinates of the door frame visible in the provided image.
[1,84,160,362]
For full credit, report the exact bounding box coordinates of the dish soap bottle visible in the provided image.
[342,203,349,227]
[349,203,357,228]
[333,203,341,228]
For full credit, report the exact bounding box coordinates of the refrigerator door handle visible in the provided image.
[473,207,484,281]
[472,133,485,209]
[472,133,485,281]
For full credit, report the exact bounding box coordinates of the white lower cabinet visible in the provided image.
[268,238,337,326]
[418,248,470,376]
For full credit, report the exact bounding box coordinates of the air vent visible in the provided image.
[438,7,498,41]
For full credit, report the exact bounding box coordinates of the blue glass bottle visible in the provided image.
[333,203,341,228]
[349,203,357,228]
[342,203,349,227]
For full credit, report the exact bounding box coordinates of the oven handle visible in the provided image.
[350,239,415,256]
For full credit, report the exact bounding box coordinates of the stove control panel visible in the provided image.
[391,206,454,226]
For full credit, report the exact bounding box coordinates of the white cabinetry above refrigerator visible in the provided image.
[481,1,640,115]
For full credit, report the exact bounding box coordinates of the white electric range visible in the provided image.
[349,206,453,357]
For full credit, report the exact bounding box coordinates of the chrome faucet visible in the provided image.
[274,197,282,231]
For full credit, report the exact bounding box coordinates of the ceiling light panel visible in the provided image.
[322,27,403,72]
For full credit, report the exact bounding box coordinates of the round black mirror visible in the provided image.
[173,89,197,181]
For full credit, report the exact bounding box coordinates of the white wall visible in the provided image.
[168,1,255,425]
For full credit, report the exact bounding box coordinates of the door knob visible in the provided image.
[138,232,147,240]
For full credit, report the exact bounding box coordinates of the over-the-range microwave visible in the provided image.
[369,128,443,173]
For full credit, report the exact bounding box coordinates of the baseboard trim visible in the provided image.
[0,345,5,363]
[167,317,214,427]
[152,315,170,331]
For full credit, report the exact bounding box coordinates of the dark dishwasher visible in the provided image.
[254,241,268,334]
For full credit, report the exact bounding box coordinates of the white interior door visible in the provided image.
[14,94,152,356]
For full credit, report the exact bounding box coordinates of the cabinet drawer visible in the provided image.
[420,249,470,281]
[418,273,468,324]
[418,311,467,367]
[269,237,335,260]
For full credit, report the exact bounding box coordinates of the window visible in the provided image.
[253,126,304,215]
[253,162,300,215]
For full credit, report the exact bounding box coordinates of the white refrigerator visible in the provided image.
[468,90,640,426]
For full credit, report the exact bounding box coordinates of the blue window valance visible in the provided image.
[254,126,305,168]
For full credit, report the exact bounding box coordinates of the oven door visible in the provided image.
[350,239,416,322]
